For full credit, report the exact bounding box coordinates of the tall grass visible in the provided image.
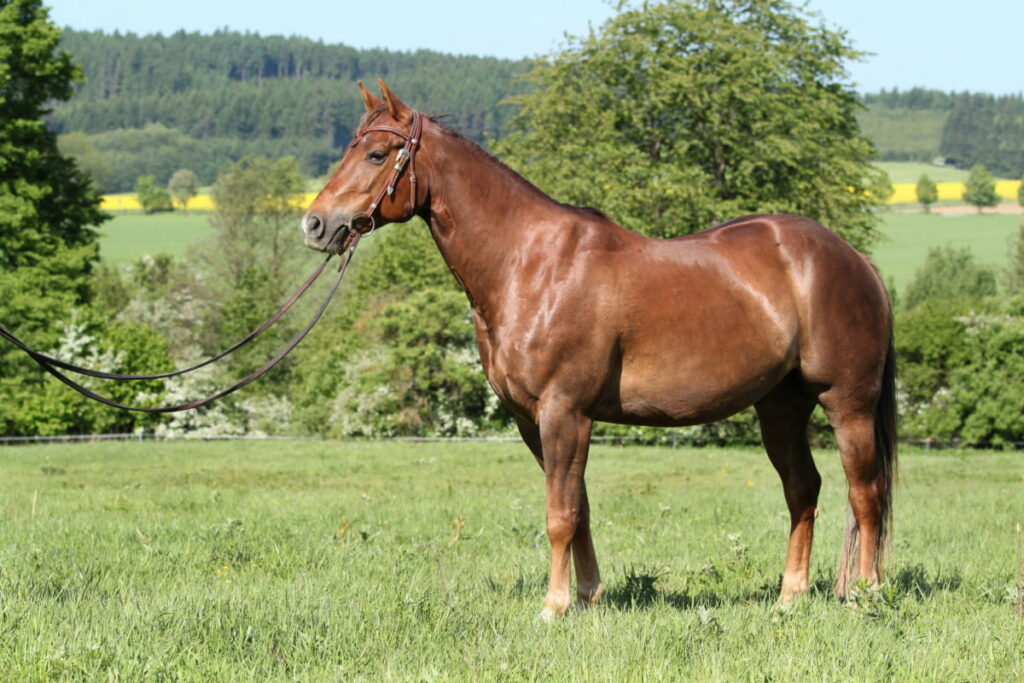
[1,440,1021,679]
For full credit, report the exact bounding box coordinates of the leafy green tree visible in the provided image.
[0,0,113,434]
[290,223,465,433]
[916,174,938,213]
[134,175,173,213]
[168,168,199,212]
[327,287,503,437]
[902,245,997,312]
[197,156,306,377]
[962,164,999,213]
[287,222,514,437]
[493,0,888,249]
[207,156,304,289]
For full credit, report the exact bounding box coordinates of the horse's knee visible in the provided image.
[546,508,578,546]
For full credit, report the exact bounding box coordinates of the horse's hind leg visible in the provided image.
[755,381,819,602]
[828,409,886,597]
[570,477,604,610]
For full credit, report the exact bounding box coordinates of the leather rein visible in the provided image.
[1,109,423,414]
[0,237,359,413]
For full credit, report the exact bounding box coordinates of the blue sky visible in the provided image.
[47,0,1023,95]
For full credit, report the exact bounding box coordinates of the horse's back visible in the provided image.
[587,213,890,424]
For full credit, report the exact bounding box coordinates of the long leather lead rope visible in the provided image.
[2,107,421,412]
[0,254,333,381]
[4,233,360,413]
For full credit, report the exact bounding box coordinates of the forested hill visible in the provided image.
[858,87,1024,177]
[49,29,532,191]
[49,31,1024,192]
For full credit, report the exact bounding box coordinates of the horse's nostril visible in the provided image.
[305,214,324,239]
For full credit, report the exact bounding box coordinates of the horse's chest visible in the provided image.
[471,307,610,419]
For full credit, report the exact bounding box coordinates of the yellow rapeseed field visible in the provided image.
[883,180,1020,205]
[100,192,319,211]
[103,184,1021,211]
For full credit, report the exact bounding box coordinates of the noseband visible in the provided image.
[347,109,424,234]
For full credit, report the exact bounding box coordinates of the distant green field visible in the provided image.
[96,207,1023,294]
[0,440,1021,679]
[873,210,1023,290]
[98,212,214,266]
[874,161,975,184]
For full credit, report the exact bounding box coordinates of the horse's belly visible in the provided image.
[596,345,795,426]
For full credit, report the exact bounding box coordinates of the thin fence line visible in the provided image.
[0,432,1022,450]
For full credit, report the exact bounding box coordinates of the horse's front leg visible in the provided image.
[537,405,599,620]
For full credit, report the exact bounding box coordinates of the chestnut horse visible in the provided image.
[303,80,896,620]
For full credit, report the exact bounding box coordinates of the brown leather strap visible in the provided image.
[4,234,361,413]
[348,110,423,233]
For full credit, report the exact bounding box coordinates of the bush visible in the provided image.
[902,246,997,312]
[897,297,1024,445]
[134,175,174,213]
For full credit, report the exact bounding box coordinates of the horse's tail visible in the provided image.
[838,286,897,594]
[874,325,898,565]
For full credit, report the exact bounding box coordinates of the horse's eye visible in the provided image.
[367,150,387,164]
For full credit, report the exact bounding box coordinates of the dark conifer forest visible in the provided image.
[49,30,1024,192]
[49,29,532,190]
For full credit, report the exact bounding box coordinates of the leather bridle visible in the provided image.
[346,109,424,234]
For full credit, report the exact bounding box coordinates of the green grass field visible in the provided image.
[98,212,215,266]
[872,210,1022,290]
[0,440,1020,679]
[874,162,976,184]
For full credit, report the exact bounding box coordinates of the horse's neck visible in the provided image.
[422,131,559,314]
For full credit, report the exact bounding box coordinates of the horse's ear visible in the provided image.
[358,80,381,112]
[377,78,412,123]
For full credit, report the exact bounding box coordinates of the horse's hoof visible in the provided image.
[575,583,605,610]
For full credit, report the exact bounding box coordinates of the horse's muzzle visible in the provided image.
[302,213,352,254]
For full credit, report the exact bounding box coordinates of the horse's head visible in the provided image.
[302,80,425,253]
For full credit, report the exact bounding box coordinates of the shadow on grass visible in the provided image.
[599,562,964,612]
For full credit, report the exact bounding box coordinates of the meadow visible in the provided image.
[97,204,1023,293]
[97,212,215,266]
[0,440,1021,680]
[874,161,972,184]
[874,209,1022,290]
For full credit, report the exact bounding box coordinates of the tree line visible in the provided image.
[48,29,531,191]
[860,87,1024,177]
[47,29,1024,193]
